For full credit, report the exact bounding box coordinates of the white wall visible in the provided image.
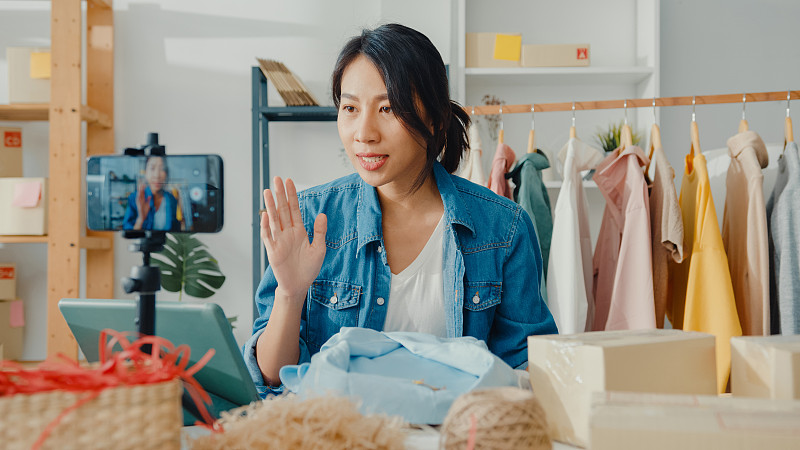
[659,0,800,181]
[0,0,451,360]
[1,0,798,359]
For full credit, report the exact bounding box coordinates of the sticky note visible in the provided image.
[12,181,42,208]
[493,34,522,61]
[10,300,24,327]
[30,51,51,79]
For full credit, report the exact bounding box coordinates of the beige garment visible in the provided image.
[649,144,685,328]
[723,131,770,336]
[591,145,655,331]
[457,124,486,185]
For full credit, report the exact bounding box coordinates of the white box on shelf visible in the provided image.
[0,178,48,235]
[7,47,51,104]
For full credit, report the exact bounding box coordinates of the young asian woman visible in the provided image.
[244,23,557,394]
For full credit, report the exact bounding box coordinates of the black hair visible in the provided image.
[331,23,470,193]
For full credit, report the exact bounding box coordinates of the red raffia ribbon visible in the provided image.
[0,329,219,449]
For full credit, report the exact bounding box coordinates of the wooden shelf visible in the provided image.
[0,235,48,244]
[0,104,112,128]
[465,66,654,85]
[0,235,111,249]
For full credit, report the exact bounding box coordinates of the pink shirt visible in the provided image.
[592,145,656,331]
[486,142,516,200]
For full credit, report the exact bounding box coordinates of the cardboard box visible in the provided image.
[465,33,522,68]
[528,329,717,448]
[0,127,23,178]
[590,391,800,450]
[0,263,15,301]
[0,300,24,360]
[731,335,800,400]
[521,44,590,67]
[0,178,48,235]
[7,47,51,104]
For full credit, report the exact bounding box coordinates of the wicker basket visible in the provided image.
[0,378,182,450]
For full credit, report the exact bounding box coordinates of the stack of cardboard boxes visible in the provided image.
[466,32,590,68]
[528,330,800,449]
[0,263,23,361]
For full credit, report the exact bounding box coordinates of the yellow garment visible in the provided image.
[667,153,742,393]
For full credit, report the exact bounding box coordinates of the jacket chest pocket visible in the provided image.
[463,282,502,311]
[306,280,362,350]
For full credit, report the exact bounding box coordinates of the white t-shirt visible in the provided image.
[383,215,446,337]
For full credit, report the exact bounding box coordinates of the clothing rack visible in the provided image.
[464,90,798,115]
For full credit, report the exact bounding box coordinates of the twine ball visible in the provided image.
[440,387,550,450]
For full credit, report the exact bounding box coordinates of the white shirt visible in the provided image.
[383,215,446,337]
[547,137,604,334]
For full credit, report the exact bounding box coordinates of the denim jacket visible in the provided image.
[244,162,557,396]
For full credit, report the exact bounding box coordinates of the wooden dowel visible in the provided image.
[464,90,799,115]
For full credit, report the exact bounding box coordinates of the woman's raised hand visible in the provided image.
[261,177,327,301]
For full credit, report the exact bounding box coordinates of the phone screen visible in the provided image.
[87,154,223,233]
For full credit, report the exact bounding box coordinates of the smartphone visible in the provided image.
[87,154,223,233]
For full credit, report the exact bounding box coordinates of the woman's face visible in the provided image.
[337,55,428,194]
[145,157,167,193]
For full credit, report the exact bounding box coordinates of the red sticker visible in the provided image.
[4,131,22,148]
[0,267,15,279]
[577,48,588,60]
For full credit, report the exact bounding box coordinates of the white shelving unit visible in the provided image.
[449,0,659,245]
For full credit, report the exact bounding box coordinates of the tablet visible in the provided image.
[59,298,260,419]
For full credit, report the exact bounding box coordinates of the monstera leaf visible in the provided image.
[152,233,226,301]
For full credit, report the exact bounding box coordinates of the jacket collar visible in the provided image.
[355,162,475,252]
[727,130,769,168]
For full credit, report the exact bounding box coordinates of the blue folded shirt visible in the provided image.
[279,327,519,424]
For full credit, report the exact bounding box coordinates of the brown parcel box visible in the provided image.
[465,33,521,68]
[528,329,717,448]
[590,391,800,450]
[0,178,47,235]
[731,335,800,400]
[0,263,15,301]
[0,300,24,360]
[7,47,50,104]
[0,127,23,178]
[521,44,590,67]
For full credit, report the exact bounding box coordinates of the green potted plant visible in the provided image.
[152,233,233,326]
[594,120,642,152]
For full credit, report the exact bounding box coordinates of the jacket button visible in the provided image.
[330,294,338,304]
[472,294,480,304]
[376,297,385,306]
[377,245,383,253]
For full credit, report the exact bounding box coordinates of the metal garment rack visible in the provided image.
[463,90,798,115]
[251,67,337,320]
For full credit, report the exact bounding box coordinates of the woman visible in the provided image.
[245,23,556,394]
[123,155,181,231]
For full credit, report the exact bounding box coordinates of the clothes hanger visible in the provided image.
[498,106,504,144]
[738,93,749,133]
[620,99,633,149]
[527,105,536,154]
[645,97,661,175]
[569,101,577,139]
[785,90,794,149]
[688,96,701,171]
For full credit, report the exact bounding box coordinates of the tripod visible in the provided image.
[120,132,208,424]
